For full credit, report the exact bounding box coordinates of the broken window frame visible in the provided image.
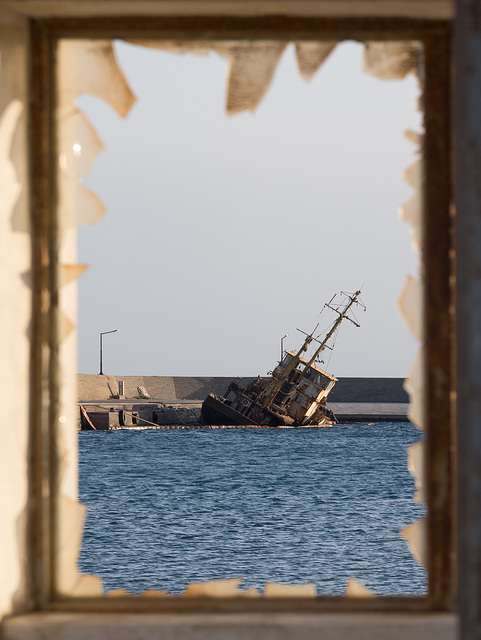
[29,15,454,613]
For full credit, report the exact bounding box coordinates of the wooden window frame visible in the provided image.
[29,14,454,614]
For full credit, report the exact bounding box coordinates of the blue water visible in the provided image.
[78,422,426,596]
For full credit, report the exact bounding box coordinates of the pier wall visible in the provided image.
[78,374,408,404]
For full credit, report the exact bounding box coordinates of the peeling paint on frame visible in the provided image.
[29,15,450,612]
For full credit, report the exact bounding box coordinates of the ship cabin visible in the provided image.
[272,351,338,422]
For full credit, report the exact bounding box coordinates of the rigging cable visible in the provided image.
[324,324,340,371]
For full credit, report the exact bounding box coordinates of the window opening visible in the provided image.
[54,37,426,600]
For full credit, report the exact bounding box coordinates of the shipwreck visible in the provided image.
[201,289,365,427]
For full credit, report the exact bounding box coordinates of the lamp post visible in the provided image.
[280,333,288,362]
[99,329,120,375]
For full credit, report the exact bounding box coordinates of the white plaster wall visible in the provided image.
[0,5,32,619]
[0,1,460,638]
[1,0,454,19]
[1,611,458,640]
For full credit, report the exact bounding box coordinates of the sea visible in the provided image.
[78,421,427,596]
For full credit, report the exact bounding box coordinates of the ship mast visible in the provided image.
[298,289,362,377]
[263,290,363,409]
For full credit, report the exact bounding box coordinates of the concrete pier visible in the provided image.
[79,402,201,430]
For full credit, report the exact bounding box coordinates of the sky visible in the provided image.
[77,39,422,378]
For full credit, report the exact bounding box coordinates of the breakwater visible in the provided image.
[78,374,410,429]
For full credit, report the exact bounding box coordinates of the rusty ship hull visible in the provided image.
[201,392,290,427]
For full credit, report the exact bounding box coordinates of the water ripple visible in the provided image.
[78,422,426,595]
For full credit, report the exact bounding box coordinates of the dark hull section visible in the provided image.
[201,394,259,426]
[201,394,330,427]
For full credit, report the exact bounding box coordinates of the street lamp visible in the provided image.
[99,329,120,375]
[280,333,288,362]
